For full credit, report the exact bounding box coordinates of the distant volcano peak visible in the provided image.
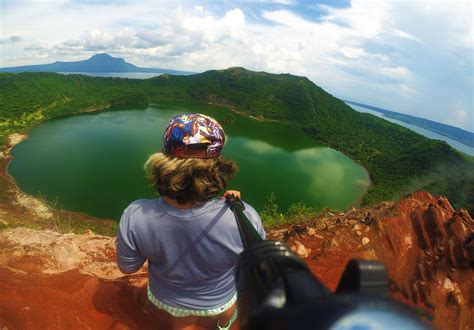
[0,53,193,75]
[88,53,125,63]
[91,53,113,59]
[89,53,124,62]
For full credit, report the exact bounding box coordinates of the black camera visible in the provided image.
[226,194,429,330]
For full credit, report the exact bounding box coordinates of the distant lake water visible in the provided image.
[8,102,370,220]
[348,104,474,156]
[59,72,161,79]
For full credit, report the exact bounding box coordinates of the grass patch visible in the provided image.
[51,213,118,236]
[2,192,120,236]
[261,192,319,229]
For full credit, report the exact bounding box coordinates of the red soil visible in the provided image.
[0,191,472,329]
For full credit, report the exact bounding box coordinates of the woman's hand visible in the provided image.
[223,190,241,199]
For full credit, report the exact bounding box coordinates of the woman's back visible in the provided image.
[117,197,265,310]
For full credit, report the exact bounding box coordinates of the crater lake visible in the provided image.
[8,102,370,220]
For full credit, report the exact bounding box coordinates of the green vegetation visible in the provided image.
[1,69,473,214]
[0,72,147,143]
[260,192,285,227]
[261,192,319,228]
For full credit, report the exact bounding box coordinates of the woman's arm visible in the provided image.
[116,206,146,274]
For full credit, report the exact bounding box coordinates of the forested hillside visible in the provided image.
[1,69,472,212]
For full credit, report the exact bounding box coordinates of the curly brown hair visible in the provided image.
[144,153,238,205]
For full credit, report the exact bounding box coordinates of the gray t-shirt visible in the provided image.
[116,197,265,310]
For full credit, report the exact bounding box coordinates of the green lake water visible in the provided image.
[8,102,370,221]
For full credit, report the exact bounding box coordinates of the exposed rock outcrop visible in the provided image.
[8,133,28,147]
[0,228,121,278]
[276,191,474,330]
[0,191,472,329]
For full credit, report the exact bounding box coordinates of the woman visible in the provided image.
[116,113,265,330]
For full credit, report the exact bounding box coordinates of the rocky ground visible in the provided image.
[0,191,472,329]
[0,228,171,329]
[272,191,474,329]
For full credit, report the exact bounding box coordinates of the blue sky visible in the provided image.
[0,0,472,131]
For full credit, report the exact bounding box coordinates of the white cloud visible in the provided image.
[389,28,421,43]
[379,66,410,80]
[340,47,366,59]
[263,9,315,30]
[273,0,296,4]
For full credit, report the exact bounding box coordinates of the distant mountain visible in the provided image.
[345,100,474,148]
[0,53,193,75]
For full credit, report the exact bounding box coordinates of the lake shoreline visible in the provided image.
[0,105,118,236]
[1,156,118,237]
[205,101,280,123]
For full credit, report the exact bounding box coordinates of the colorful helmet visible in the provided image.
[162,113,225,158]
